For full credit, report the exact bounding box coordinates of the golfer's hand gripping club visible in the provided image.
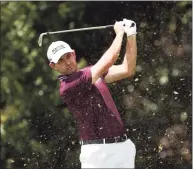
[123,19,137,36]
[114,21,125,35]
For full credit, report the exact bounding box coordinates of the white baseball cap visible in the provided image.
[47,41,73,63]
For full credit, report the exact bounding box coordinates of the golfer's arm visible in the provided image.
[104,35,137,83]
[91,32,124,83]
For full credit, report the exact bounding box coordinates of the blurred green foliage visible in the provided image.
[1,1,192,169]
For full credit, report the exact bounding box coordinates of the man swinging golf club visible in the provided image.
[47,18,137,168]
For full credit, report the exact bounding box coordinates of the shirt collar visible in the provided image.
[57,74,68,82]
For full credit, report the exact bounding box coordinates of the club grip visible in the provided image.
[105,25,114,28]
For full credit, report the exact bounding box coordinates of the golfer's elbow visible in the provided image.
[125,66,136,78]
[130,68,136,77]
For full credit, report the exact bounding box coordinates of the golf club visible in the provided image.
[38,25,114,47]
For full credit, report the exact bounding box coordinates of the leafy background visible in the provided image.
[1,1,192,169]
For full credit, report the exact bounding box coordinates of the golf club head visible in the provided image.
[38,33,45,47]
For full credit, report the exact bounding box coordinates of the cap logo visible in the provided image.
[52,45,66,54]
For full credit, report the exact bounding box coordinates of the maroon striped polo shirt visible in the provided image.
[58,66,126,140]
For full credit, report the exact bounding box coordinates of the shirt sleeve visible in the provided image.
[77,67,108,88]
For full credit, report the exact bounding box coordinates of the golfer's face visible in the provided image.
[55,52,77,74]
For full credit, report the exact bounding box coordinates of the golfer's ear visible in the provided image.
[49,62,55,69]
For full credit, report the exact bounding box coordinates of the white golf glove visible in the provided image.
[123,19,137,36]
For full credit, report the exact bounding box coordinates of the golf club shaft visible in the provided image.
[45,25,114,35]
[38,24,114,46]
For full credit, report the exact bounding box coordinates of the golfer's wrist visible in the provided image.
[116,31,124,37]
[127,34,136,40]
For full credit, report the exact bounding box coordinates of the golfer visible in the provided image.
[47,19,137,168]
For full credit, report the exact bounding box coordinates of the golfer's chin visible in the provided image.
[61,67,77,75]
